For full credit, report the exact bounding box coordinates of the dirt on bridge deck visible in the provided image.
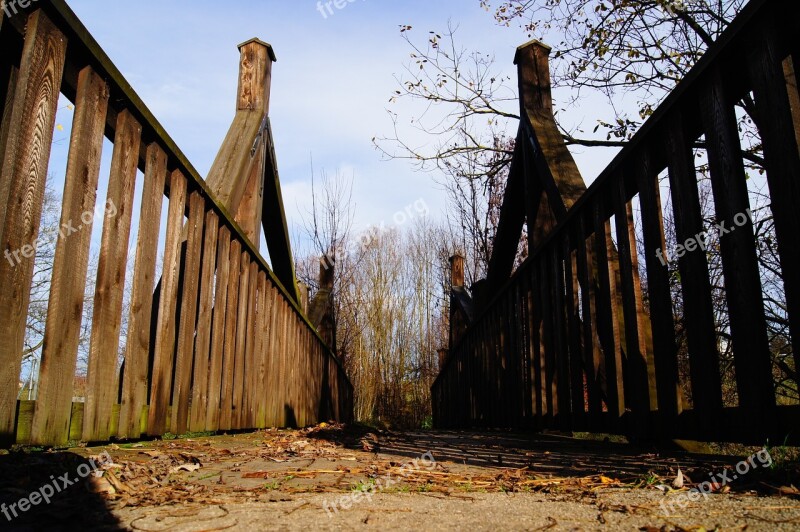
[1,425,800,531]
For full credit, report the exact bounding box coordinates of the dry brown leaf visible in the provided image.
[88,475,116,495]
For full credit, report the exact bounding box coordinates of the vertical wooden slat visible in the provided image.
[265,288,281,427]
[522,273,536,423]
[27,67,108,444]
[516,275,529,423]
[147,170,188,436]
[499,296,510,426]
[529,263,545,421]
[277,300,289,426]
[612,181,652,417]
[593,203,625,419]
[205,226,231,431]
[290,314,300,425]
[516,284,527,426]
[296,323,304,426]
[538,258,556,420]
[255,271,269,428]
[276,300,287,426]
[487,309,496,424]
[275,301,292,427]
[0,11,66,444]
[118,144,168,439]
[701,69,775,412]
[749,29,800,388]
[243,261,258,428]
[575,217,603,421]
[564,234,585,426]
[219,240,241,431]
[634,151,681,423]
[232,252,250,429]
[171,192,205,436]
[0,65,19,244]
[247,271,259,428]
[189,210,219,433]
[550,245,571,428]
[78,110,141,443]
[665,113,723,414]
[784,55,800,153]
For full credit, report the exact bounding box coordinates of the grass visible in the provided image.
[351,479,376,492]
[263,480,281,491]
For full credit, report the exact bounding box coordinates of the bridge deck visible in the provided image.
[1,427,798,529]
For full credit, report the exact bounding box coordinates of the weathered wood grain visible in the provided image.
[78,110,141,443]
[0,10,66,445]
[171,192,205,435]
[118,144,168,439]
[147,170,188,436]
[29,66,108,445]
[255,271,270,428]
[206,226,231,431]
[189,210,219,432]
[219,240,241,430]
[242,260,258,427]
[0,66,18,245]
[232,252,251,429]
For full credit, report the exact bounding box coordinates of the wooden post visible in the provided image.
[514,39,586,222]
[488,40,588,292]
[449,254,465,288]
[298,282,310,315]
[514,39,553,114]
[234,39,273,246]
[206,39,275,241]
[236,38,275,113]
[308,255,336,348]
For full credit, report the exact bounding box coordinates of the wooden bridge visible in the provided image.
[1,0,798,450]
[0,0,351,447]
[434,0,800,444]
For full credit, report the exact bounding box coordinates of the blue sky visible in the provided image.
[53,0,620,258]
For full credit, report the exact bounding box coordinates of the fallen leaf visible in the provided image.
[673,469,684,489]
[170,463,201,474]
[777,485,800,496]
[242,472,273,479]
[88,475,116,495]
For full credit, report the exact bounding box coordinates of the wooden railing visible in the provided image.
[433,0,800,444]
[0,1,352,447]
